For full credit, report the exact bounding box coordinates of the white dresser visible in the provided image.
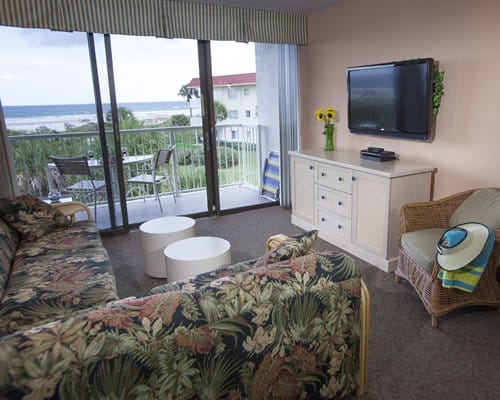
[290,149,434,272]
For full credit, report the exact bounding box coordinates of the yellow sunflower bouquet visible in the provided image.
[315,106,336,151]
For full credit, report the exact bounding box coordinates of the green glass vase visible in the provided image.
[324,124,335,151]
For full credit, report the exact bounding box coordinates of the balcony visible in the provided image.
[9,124,276,229]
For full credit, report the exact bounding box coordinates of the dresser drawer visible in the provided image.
[316,208,351,241]
[315,185,352,218]
[315,163,352,193]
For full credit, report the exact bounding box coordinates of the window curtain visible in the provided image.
[0,101,19,198]
[278,44,299,207]
[0,0,307,44]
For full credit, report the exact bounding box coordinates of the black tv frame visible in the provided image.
[347,58,435,142]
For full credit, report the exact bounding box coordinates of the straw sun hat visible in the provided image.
[436,222,490,271]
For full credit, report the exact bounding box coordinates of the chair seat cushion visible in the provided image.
[401,228,446,272]
[449,188,500,230]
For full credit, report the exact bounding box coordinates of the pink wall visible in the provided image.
[299,0,500,199]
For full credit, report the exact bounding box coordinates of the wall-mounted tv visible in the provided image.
[347,58,434,141]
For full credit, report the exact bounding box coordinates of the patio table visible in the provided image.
[46,154,154,192]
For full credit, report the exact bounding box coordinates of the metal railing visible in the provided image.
[8,124,262,200]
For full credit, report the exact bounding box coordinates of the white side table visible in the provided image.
[164,236,231,282]
[139,216,195,278]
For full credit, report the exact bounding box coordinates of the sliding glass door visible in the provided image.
[0,27,116,229]
[94,34,211,225]
[1,26,289,230]
[210,41,280,212]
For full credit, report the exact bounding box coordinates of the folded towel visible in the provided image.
[438,228,495,292]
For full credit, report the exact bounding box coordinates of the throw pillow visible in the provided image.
[0,195,70,241]
[449,188,500,230]
[253,229,318,268]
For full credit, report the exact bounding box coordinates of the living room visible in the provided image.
[0,0,499,399]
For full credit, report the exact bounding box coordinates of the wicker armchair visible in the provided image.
[394,188,500,328]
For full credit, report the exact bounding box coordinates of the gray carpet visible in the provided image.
[101,206,500,400]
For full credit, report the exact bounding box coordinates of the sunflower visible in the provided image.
[314,108,324,122]
[325,107,336,120]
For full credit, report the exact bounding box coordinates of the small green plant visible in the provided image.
[432,65,445,116]
[176,146,239,168]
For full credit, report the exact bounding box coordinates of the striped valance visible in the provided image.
[0,0,307,45]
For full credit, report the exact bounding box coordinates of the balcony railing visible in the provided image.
[8,124,263,202]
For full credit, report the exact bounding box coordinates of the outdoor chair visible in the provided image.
[394,188,500,328]
[50,156,106,221]
[126,147,176,212]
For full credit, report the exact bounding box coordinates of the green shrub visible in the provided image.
[217,147,239,168]
[176,146,239,168]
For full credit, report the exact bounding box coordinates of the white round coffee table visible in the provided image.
[164,236,231,282]
[139,216,195,278]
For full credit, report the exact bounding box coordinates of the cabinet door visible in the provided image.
[352,171,390,256]
[291,156,315,224]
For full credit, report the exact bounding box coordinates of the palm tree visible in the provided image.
[178,85,200,117]
[214,101,228,122]
[178,85,200,102]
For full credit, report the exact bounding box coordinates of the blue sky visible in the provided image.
[0,26,255,106]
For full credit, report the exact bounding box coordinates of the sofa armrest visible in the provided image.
[52,201,93,222]
[0,251,368,399]
[267,232,369,396]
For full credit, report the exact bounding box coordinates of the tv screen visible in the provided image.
[347,58,434,141]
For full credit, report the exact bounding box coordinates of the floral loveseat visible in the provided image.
[0,196,369,399]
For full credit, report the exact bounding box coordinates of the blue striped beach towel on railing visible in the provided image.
[438,228,495,292]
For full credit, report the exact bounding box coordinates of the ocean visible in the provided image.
[3,101,190,132]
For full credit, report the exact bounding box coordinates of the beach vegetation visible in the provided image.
[106,107,144,130]
[170,114,190,127]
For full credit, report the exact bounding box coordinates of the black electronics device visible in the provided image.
[347,58,434,141]
[360,147,397,162]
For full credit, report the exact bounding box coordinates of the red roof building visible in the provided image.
[187,72,256,88]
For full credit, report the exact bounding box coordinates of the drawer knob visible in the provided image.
[338,177,343,182]
[321,172,326,177]
[338,201,343,206]
[337,224,342,230]
[321,217,326,222]
[309,165,314,170]
[321,195,326,200]
[352,176,356,181]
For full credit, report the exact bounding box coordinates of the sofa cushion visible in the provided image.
[0,195,70,241]
[0,217,20,300]
[0,221,118,335]
[449,188,500,230]
[253,229,318,268]
[401,228,446,272]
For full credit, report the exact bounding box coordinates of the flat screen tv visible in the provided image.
[347,58,434,141]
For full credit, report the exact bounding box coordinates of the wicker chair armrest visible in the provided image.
[52,201,93,222]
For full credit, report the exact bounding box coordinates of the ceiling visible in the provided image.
[178,0,345,13]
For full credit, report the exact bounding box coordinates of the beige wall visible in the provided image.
[299,0,500,199]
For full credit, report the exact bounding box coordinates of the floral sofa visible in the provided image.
[0,195,369,399]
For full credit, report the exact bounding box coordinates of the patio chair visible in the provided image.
[394,188,500,328]
[126,147,176,212]
[50,156,106,221]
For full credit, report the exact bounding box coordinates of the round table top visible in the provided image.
[139,216,195,234]
[164,236,230,261]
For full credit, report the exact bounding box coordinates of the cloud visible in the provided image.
[21,29,87,48]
